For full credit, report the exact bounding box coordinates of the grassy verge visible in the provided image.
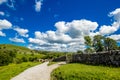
[47,62,57,66]
[0,62,41,80]
[51,63,120,80]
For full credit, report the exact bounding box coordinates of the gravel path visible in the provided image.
[11,62,66,80]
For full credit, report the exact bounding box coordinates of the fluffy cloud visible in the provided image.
[14,27,29,37]
[0,31,6,36]
[0,19,12,37]
[9,37,25,43]
[29,19,98,52]
[35,0,43,12]
[29,38,46,45]
[108,34,120,41]
[0,0,7,5]
[109,8,120,23]
[0,19,12,30]
[26,8,120,52]
[99,8,120,36]
[61,20,98,38]
[99,22,119,35]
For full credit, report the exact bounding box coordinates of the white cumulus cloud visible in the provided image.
[0,19,12,37]
[109,8,120,23]
[14,27,29,37]
[28,19,98,52]
[9,37,25,43]
[35,0,43,12]
[0,19,12,30]
[29,38,46,45]
[108,34,120,41]
[99,22,119,35]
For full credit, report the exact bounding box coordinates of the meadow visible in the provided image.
[51,63,120,80]
[0,62,41,80]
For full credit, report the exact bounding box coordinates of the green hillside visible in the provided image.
[0,44,66,66]
[0,44,45,66]
[0,44,34,54]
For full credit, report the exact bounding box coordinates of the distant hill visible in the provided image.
[0,44,66,59]
[0,44,66,66]
[0,44,34,54]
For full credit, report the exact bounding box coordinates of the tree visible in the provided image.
[84,36,94,53]
[93,35,104,52]
[84,36,92,48]
[118,46,120,50]
[84,35,119,53]
[77,50,83,54]
[104,37,118,51]
[0,50,16,66]
[84,48,94,54]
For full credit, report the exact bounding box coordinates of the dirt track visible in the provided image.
[11,62,66,80]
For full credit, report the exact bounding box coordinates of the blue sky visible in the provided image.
[0,0,120,52]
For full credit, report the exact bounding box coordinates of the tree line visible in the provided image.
[83,35,119,53]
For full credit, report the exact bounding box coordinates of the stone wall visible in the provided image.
[71,50,120,66]
[52,50,120,66]
[52,56,66,62]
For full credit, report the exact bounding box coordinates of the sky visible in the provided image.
[0,0,120,52]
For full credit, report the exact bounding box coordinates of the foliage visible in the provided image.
[42,52,65,59]
[0,50,16,66]
[0,44,66,66]
[84,35,118,53]
[77,50,83,54]
[0,62,41,80]
[66,54,72,63]
[84,48,94,54]
[93,35,104,52]
[84,36,92,47]
[104,37,118,51]
[51,63,120,80]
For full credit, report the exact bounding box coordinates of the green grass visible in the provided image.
[51,63,120,80]
[0,62,41,80]
[47,62,57,66]
[0,44,30,52]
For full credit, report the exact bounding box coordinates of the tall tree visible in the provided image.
[84,36,94,53]
[84,35,118,53]
[104,37,118,51]
[84,36,92,48]
[93,35,104,52]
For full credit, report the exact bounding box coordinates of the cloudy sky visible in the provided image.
[0,0,120,52]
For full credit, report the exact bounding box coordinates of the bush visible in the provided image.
[0,51,16,66]
[13,58,22,64]
[29,57,37,62]
[22,57,28,62]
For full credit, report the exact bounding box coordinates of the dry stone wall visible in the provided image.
[71,50,120,66]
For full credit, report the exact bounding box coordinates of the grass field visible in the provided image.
[51,63,120,80]
[0,62,41,80]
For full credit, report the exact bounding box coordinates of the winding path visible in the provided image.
[11,62,66,80]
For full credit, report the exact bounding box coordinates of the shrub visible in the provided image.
[0,50,16,66]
